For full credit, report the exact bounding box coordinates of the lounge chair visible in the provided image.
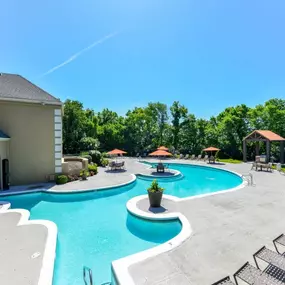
[179,154,184,159]
[211,276,235,285]
[273,234,285,254]
[253,246,285,272]
[184,154,189,159]
[196,154,202,161]
[203,155,209,162]
[190,154,196,160]
[233,262,282,285]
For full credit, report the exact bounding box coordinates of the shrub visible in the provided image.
[56,175,68,185]
[100,158,109,167]
[89,150,102,165]
[88,164,98,174]
[83,155,92,163]
[79,137,100,151]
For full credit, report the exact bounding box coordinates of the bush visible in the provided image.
[83,155,92,163]
[56,175,68,185]
[100,158,109,167]
[79,137,100,151]
[89,150,102,165]
[88,164,98,174]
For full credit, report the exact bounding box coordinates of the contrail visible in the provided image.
[40,32,118,77]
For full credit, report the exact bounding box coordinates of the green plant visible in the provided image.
[88,164,98,174]
[89,150,102,165]
[56,175,68,185]
[83,155,92,163]
[147,179,164,193]
[100,158,109,167]
[80,169,89,176]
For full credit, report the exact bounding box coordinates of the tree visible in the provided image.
[170,101,188,150]
[145,102,168,147]
[63,100,91,154]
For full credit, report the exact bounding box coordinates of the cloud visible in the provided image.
[40,32,118,77]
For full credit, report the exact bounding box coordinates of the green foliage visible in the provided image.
[82,155,92,163]
[62,98,285,162]
[79,137,100,151]
[148,179,164,193]
[56,175,68,185]
[80,169,89,176]
[89,150,102,165]
[88,164,98,174]
[100,158,109,167]
[216,159,243,164]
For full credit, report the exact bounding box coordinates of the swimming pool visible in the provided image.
[2,163,243,285]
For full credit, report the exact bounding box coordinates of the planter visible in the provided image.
[148,190,163,207]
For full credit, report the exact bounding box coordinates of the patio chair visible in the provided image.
[196,154,202,160]
[211,276,235,285]
[209,156,215,163]
[233,262,282,285]
[179,154,184,159]
[108,161,116,170]
[157,163,165,173]
[184,154,189,159]
[190,154,196,160]
[203,155,209,162]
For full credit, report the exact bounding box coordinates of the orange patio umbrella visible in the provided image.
[203,146,220,152]
[157,146,169,151]
[149,150,172,156]
[107,149,127,155]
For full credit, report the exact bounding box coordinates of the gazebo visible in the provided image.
[243,130,285,163]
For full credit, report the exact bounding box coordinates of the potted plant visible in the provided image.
[147,179,164,207]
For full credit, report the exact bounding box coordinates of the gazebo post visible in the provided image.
[281,141,284,164]
[255,142,260,156]
[266,140,271,162]
[243,140,247,162]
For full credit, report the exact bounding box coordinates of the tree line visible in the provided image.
[62,98,285,161]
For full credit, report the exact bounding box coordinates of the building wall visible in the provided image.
[0,101,62,185]
[0,141,9,189]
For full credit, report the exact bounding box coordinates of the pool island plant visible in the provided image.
[147,179,164,207]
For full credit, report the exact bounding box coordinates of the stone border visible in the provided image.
[46,174,137,193]
[0,201,57,285]
[112,195,192,285]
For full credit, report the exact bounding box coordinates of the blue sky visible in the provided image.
[1,0,285,117]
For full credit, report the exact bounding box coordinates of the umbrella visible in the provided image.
[157,146,169,151]
[203,146,220,158]
[203,147,220,152]
[107,149,127,155]
[107,149,127,162]
[149,150,172,157]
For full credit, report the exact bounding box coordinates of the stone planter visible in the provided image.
[147,190,163,207]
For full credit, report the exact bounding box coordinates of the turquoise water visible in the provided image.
[2,163,242,285]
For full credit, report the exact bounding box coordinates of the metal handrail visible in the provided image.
[242,173,253,186]
[83,266,93,285]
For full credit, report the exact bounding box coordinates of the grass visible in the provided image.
[216,158,243,164]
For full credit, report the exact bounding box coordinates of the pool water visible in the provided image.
[3,163,242,285]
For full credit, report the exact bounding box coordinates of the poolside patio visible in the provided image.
[1,158,285,285]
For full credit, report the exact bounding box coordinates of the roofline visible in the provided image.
[0,96,62,106]
[243,130,285,141]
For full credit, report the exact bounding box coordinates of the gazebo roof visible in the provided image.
[244,130,285,142]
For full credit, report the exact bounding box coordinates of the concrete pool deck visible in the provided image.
[1,158,285,285]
